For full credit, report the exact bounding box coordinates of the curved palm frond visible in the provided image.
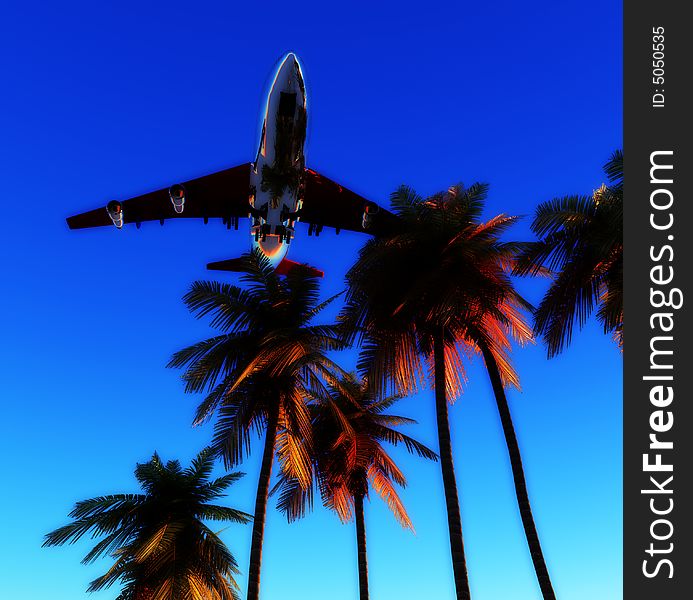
[340,180,552,600]
[514,150,623,355]
[44,450,249,600]
[169,250,344,600]
[275,374,435,530]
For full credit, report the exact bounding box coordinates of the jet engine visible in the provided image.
[361,202,379,230]
[168,184,186,214]
[106,200,124,228]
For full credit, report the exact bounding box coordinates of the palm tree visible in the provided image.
[514,150,623,355]
[43,449,251,600]
[168,250,343,600]
[341,183,556,600]
[275,374,437,600]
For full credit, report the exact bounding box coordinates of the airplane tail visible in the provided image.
[207,257,324,278]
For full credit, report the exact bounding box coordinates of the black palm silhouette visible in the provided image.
[43,449,250,600]
[168,250,344,600]
[515,150,623,355]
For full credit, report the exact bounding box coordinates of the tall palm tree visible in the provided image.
[275,374,437,600]
[43,449,251,600]
[341,183,556,600]
[514,149,623,355]
[168,250,343,600]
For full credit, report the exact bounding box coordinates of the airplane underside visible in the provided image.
[248,53,308,267]
[66,53,398,276]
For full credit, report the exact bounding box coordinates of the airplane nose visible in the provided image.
[274,52,303,92]
[279,53,299,76]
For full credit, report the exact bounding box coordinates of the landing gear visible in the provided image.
[274,225,294,245]
[281,207,302,224]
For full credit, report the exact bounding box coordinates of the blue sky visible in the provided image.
[0,1,622,599]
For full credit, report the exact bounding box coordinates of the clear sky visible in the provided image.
[1,1,622,599]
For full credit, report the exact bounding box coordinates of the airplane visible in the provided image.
[66,53,397,277]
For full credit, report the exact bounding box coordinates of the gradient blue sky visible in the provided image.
[1,1,622,599]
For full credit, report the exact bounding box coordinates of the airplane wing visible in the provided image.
[66,163,252,229]
[300,169,397,236]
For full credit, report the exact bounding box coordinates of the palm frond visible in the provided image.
[45,453,249,599]
[512,151,623,354]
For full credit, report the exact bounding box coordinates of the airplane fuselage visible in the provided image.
[249,53,307,265]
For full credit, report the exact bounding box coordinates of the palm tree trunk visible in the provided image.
[247,403,280,600]
[354,493,370,600]
[433,333,472,600]
[480,343,557,600]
